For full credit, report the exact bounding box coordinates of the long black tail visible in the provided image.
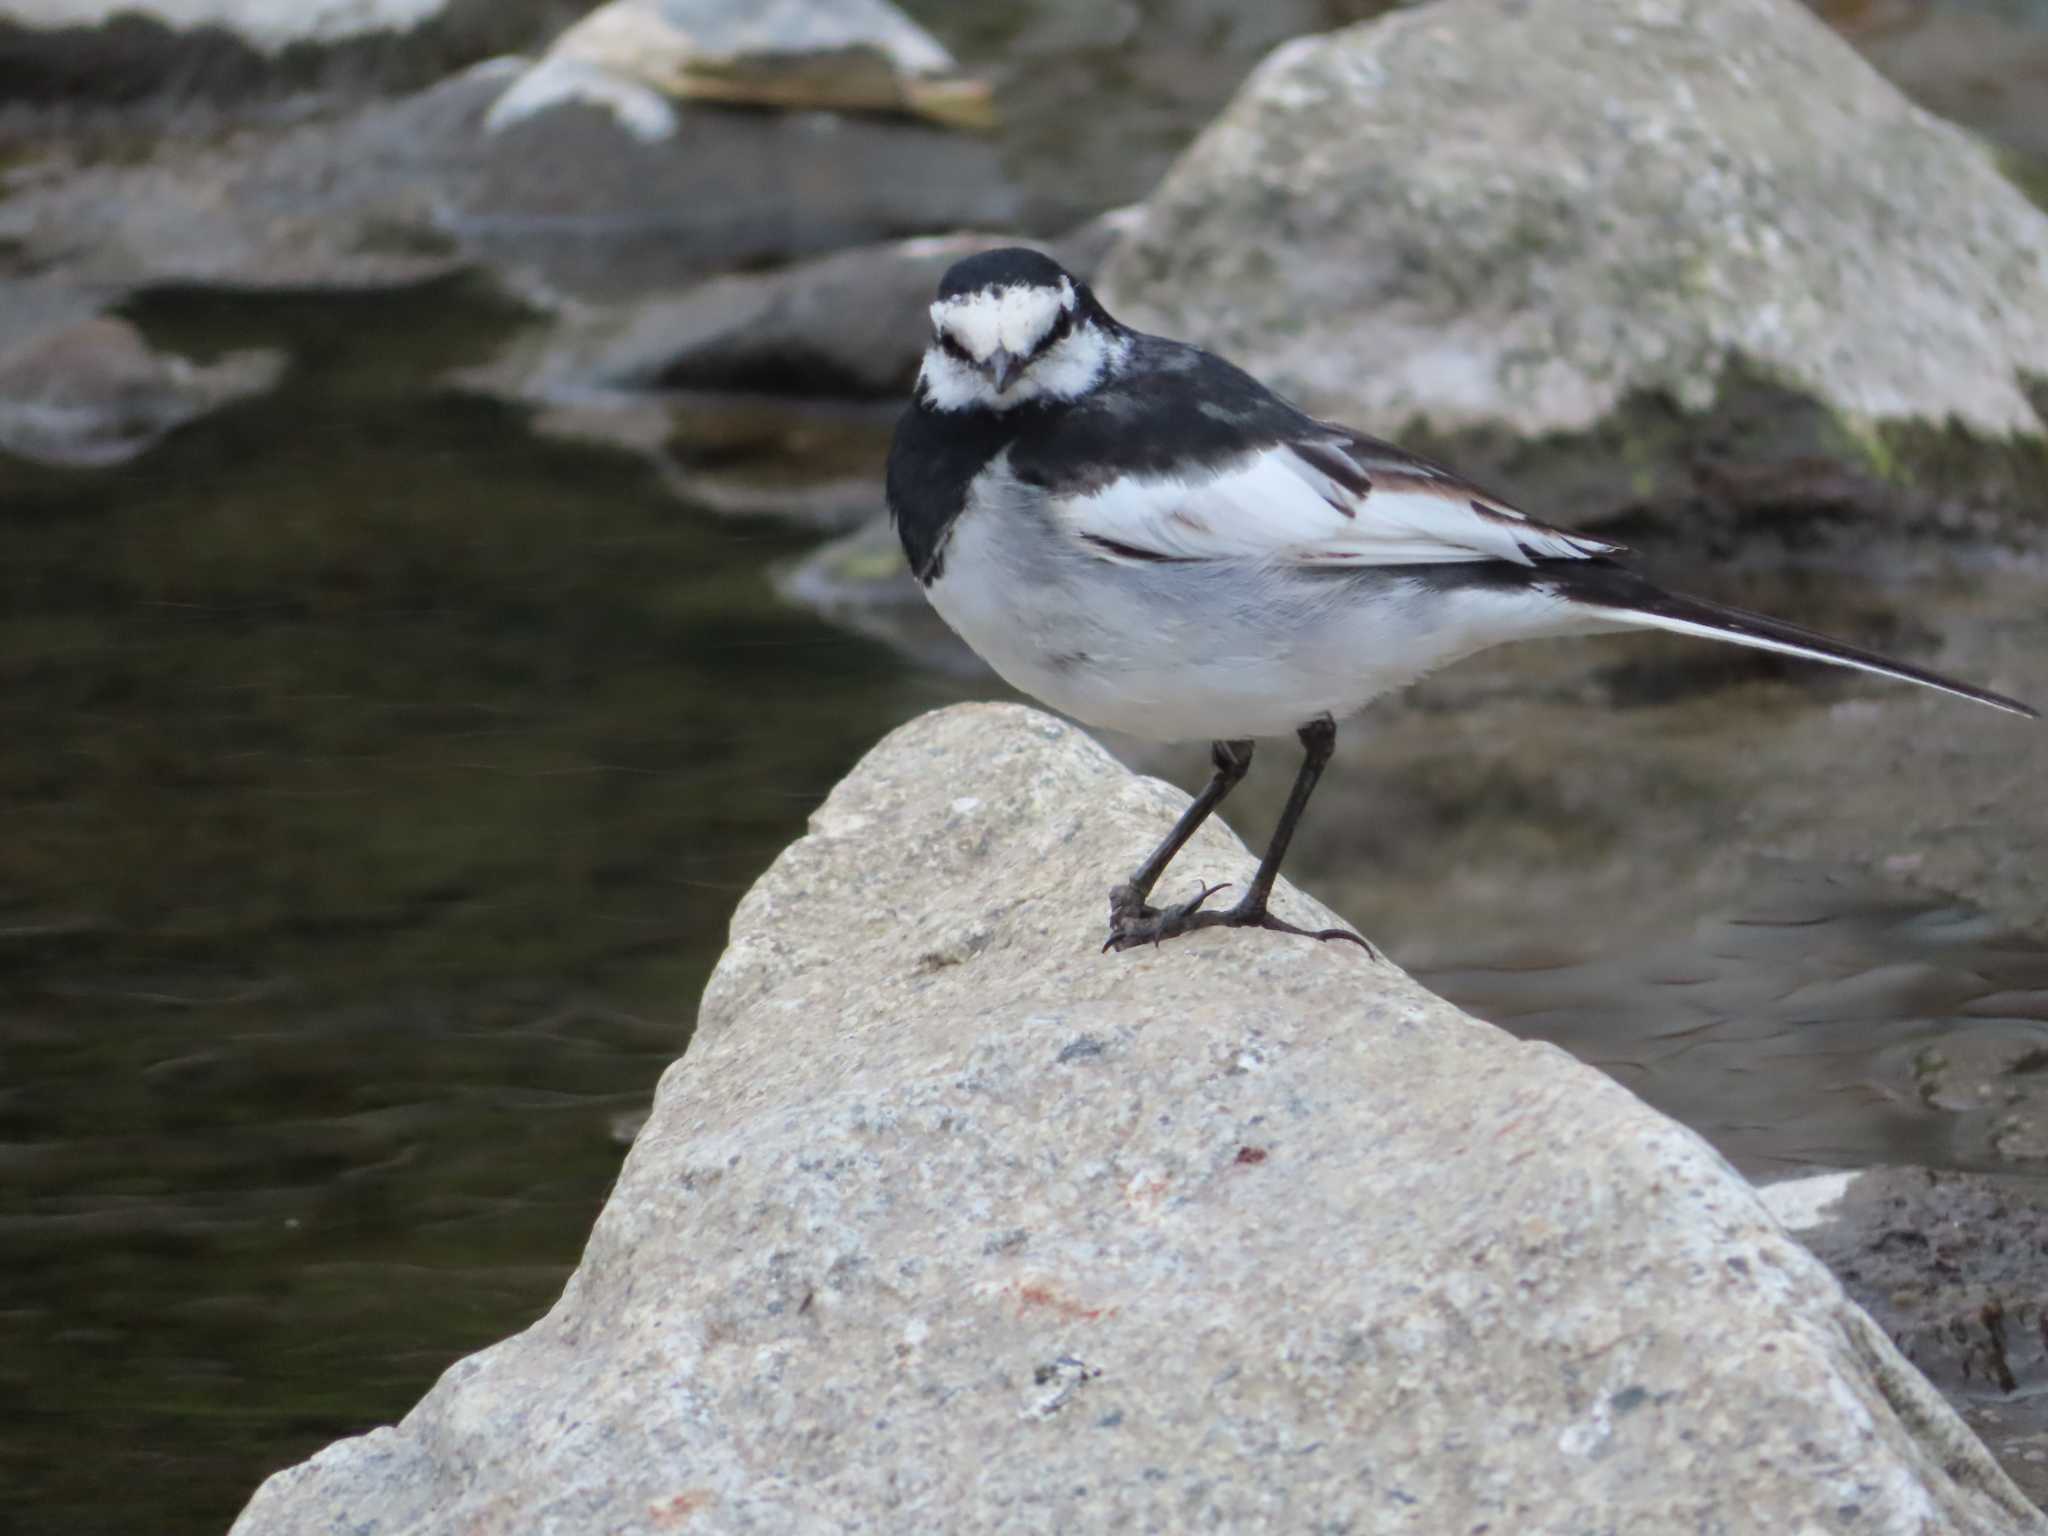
[1551,565,2037,719]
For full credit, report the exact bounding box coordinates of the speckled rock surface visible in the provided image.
[1097,0,2048,437]
[230,705,2043,1535]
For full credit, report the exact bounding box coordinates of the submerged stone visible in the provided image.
[0,313,283,468]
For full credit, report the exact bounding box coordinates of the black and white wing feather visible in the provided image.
[1046,431,1621,569]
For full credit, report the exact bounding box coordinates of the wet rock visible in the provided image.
[1097,0,2048,439]
[1766,1165,2048,1509]
[458,214,1133,510]
[463,376,896,530]
[655,392,895,528]
[0,0,1367,318]
[0,49,1024,306]
[2,0,452,51]
[229,704,2041,1536]
[471,232,1033,407]
[0,275,103,362]
[462,94,1022,301]
[484,0,993,133]
[458,218,1127,525]
[0,64,509,294]
[1912,1034,2048,1163]
[0,312,283,467]
[465,377,897,525]
[0,0,576,101]
[470,217,1130,405]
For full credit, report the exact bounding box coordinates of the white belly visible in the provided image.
[923,497,1583,743]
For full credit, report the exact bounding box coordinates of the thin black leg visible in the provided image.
[1104,739,1251,950]
[1235,713,1338,917]
[1125,738,1252,900]
[1106,716,1374,955]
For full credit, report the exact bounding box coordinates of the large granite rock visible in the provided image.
[231,704,2041,1534]
[1097,0,2048,438]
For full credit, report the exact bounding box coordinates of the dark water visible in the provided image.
[1418,864,2048,1179]
[0,279,968,1536]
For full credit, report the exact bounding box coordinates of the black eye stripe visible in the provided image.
[1034,304,1077,353]
[934,296,1079,367]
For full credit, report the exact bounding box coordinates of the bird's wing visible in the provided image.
[1051,431,1621,568]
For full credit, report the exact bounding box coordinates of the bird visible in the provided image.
[883,245,2036,955]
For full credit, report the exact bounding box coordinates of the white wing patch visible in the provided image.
[1054,441,1620,568]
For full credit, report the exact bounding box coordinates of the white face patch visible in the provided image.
[916,278,1129,413]
[929,277,1075,365]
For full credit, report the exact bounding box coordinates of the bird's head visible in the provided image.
[917,247,1127,413]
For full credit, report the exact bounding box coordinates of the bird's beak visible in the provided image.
[986,348,1020,394]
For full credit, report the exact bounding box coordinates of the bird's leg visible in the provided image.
[1110,715,1376,955]
[1190,714,1373,950]
[1105,738,1252,951]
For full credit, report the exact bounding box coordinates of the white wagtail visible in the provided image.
[884,247,2036,954]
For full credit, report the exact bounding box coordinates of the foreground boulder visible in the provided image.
[1097,0,2048,439]
[231,705,2042,1534]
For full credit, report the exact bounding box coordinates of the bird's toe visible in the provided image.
[1103,880,1229,952]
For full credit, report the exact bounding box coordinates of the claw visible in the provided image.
[1105,879,1378,959]
[1155,882,1228,945]
[1218,908,1380,960]
[1104,878,1230,952]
